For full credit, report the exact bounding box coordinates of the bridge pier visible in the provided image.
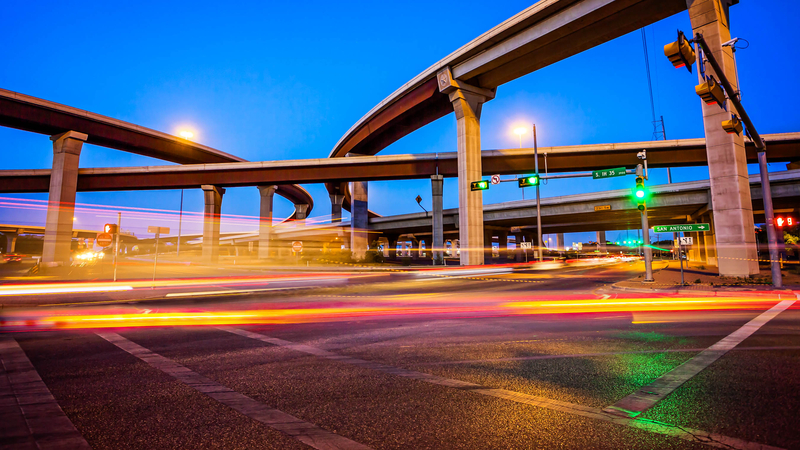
[201,185,225,263]
[257,185,278,259]
[349,180,369,261]
[330,193,345,223]
[514,232,524,262]
[42,131,87,266]
[688,0,758,277]
[437,67,495,266]
[556,233,565,254]
[597,231,607,253]
[4,232,18,253]
[431,175,444,265]
[294,203,309,226]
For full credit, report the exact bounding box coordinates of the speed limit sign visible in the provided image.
[490,174,501,185]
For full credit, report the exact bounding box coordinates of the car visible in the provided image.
[3,253,23,263]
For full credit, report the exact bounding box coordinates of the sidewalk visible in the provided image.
[613,260,800,292]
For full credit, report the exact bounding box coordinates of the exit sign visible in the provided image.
[592,167,626,179]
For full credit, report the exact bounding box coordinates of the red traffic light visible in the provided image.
[695,76,726,108]
[663,30,696,73]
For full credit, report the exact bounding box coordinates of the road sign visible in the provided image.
[652,223,709,233]
[96,233,113,247]
[292,241,303,252]
[679,237,693,245]
[520,242,532,249]
[147,226,170,234]
[490,174,501,185]
[592,167,626,179]
[594,205,611,211]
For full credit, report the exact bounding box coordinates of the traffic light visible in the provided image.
[663,30,696,73]
[695,76,726,108]
[518,175,539,188]
[634,176,647,211]
[104,223,118,234]
[722,115,743,135]
[776,217,794,227]
[470,180,489,191]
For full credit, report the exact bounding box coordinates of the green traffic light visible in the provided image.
[635,189,645,198]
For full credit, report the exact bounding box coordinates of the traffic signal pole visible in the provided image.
[637,164,654,282]
[694,34,781,288]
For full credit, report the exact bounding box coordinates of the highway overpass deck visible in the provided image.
[368,170,800,235]
[1,133,798,193]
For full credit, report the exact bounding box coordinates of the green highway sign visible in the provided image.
[592,167,626,179]
[653,223,710,233]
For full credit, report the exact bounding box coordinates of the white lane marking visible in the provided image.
[601,294,611,300]
[222,328,778,450]
[605,299,796,418]
[98,332,372,450]
[417,346,800,366]
[0,338,91,449]
[417,268,512,277]
[165,286,304,298]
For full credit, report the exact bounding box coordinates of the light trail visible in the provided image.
[1,292,794,332]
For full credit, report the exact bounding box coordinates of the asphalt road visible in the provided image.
[2,262,799,449]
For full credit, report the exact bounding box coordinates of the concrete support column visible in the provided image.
[294,204,309,226]
[431,175,444,265]
[349,179,369,261]
[498,230,508,260]
[514,233,524,262]
[556,233,565,252]
[597,231,607,253]
[330,194,344,223]
[484,229,494,262]
[257,185,278,259]
[688,0,758,276]
[201,185,225,263]
[438,67,494,266]
[4,232,18,253]
[42,131,87,265]
[385,234,399,260]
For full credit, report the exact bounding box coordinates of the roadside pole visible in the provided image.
[679,239,685,285]
[152,231,160,288]
[113,212,121,282]
[641,204,654,282]
[533,124,543,262]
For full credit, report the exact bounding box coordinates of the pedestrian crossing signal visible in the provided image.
[721,115,743,135]
[470,180,489,191]
[103,223,118,234]
[518,176,539,188]
[695,76,726,108]
[664,30,696,73]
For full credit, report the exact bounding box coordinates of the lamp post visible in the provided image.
[177,130,193,257]
[514,127,527,200]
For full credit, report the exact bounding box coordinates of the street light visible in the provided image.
[513,127,527,148]
[179,130,194,140]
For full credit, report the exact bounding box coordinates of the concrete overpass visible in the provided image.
[3,133,797,191]
[325,0,758,277]
[366,169,800,269]
[0,88,314,264]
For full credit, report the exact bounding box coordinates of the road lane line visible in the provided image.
[98,332,372,450]
[0,338,91,450]
[604,299,796,418]
[165,286,305,297]
[223,327,779,449]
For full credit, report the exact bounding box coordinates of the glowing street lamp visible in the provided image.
[513,127,527,149]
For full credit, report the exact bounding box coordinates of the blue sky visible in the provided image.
[1,1,798,245]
